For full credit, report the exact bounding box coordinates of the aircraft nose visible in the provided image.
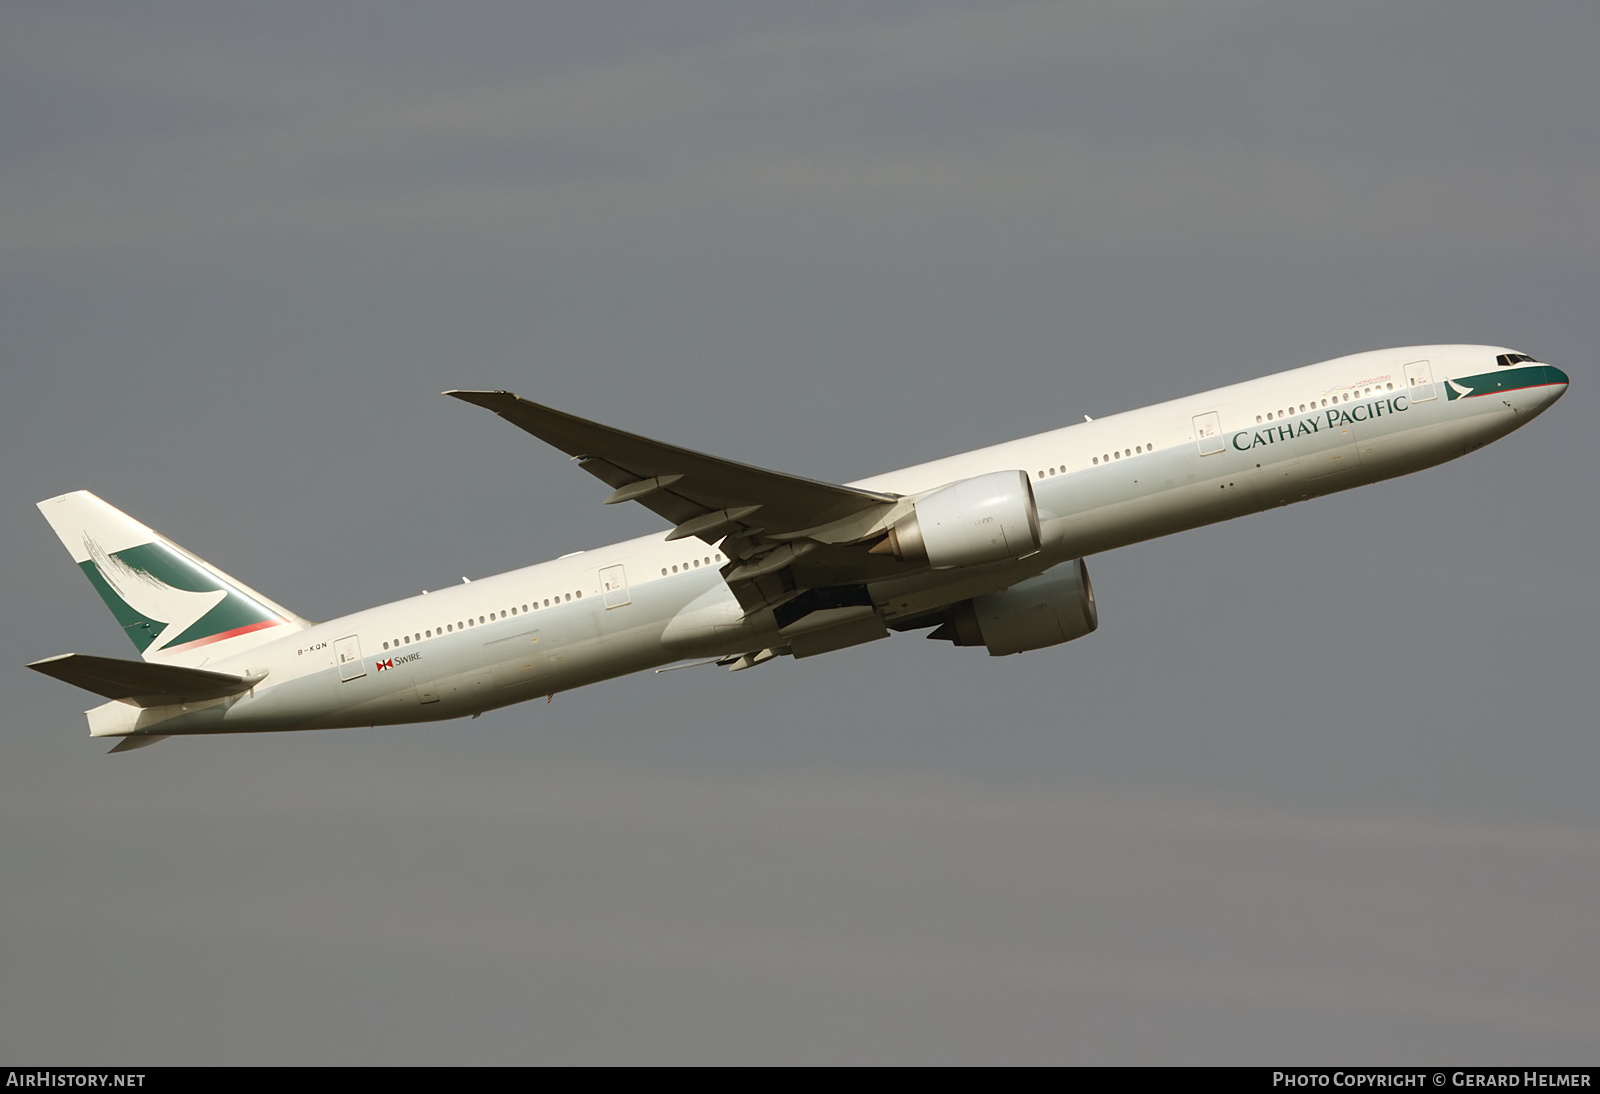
[1532,364,1570,412]
[1547,364,1569,398]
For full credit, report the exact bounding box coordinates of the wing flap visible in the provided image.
[28,653,264,708]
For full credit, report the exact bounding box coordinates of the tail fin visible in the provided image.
[37,491,310,665]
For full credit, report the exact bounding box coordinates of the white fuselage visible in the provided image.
[90,344,1566,739]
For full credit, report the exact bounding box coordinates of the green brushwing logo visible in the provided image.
[80,537,282,655]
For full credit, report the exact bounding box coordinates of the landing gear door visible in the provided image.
[1193,411,1225,456]
[1405,360,1437,402]
[335,635,366,681]
[601,564,631,609]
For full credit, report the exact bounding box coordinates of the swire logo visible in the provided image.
[375,659,394,671]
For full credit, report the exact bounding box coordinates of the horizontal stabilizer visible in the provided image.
[28,653,264,708]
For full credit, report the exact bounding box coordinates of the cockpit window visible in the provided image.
[1496,352,1541,367]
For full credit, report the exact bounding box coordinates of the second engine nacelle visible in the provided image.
[930,558,1099,656]
[876,469,1042,570]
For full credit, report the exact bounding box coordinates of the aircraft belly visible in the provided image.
[1052,484,1259,559]
[484,630,548,688]
[1043,445,1264,558]
[219,670,344,731]
[517,592,680,697]
[428,664,495,714]
[1358,410,1518,482]
[1296,422,1363,485]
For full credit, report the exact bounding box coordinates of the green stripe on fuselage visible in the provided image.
[1446,365,1566,400]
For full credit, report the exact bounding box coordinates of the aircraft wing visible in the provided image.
[446,390,909,611]
[446,390,898,542]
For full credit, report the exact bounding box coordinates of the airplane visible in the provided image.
[29,345,1568,752]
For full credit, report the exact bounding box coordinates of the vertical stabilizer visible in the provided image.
[37,491,310,664]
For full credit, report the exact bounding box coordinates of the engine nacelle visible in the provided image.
[930,559,1098,656]
[877,470,1042,570]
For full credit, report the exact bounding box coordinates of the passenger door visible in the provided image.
[335,635,366,682]
[1404,360,1436,403]
[1192,412,1225,456]
[600,564,631,609]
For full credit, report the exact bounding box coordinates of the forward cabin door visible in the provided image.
[1404,360,1437,402]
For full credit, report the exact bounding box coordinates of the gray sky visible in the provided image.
[3,1,1596,1064]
